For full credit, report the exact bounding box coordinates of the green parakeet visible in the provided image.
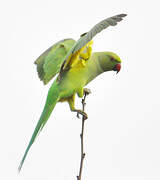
[18,14,127,171]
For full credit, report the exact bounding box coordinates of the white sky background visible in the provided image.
[1,0,160,179]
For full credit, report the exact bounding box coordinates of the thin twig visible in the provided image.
[77,92,89,180]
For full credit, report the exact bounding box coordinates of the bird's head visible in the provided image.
[98,52,122,74]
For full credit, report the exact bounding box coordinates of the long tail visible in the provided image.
[18,84,59,172]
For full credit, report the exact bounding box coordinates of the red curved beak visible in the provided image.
[113,63,121,74]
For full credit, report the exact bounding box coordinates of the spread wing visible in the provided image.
[59,14,127,75]
[34,38,76,84]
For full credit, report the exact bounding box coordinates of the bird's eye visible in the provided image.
[110,57,114,61]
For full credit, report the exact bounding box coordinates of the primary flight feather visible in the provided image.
[18,14,127,171]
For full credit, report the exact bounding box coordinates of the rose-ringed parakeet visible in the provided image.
[18,14,127,171]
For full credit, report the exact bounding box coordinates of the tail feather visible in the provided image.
[18,89,59,172]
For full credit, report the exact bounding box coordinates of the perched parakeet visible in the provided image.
[18,14,127,171]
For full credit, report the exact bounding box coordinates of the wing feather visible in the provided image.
[34,38,75,84]
[72,14,127,53]
[59,14,127,78]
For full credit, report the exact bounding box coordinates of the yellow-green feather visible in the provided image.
[35,39,76,84]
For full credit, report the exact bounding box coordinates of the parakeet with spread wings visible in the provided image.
[18,14,127,171]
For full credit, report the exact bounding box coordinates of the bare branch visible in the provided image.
[77,89,90,180]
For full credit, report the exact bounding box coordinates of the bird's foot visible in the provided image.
[83,88,91,95]
[76,110,88,120]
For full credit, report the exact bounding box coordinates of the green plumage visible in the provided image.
[18,14,126,172]
[35,39,76,84]
[18,82,60,170]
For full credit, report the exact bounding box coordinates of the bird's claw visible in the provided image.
[83,88,91,95]
[76,110,88,120]
[77,112,80,119]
